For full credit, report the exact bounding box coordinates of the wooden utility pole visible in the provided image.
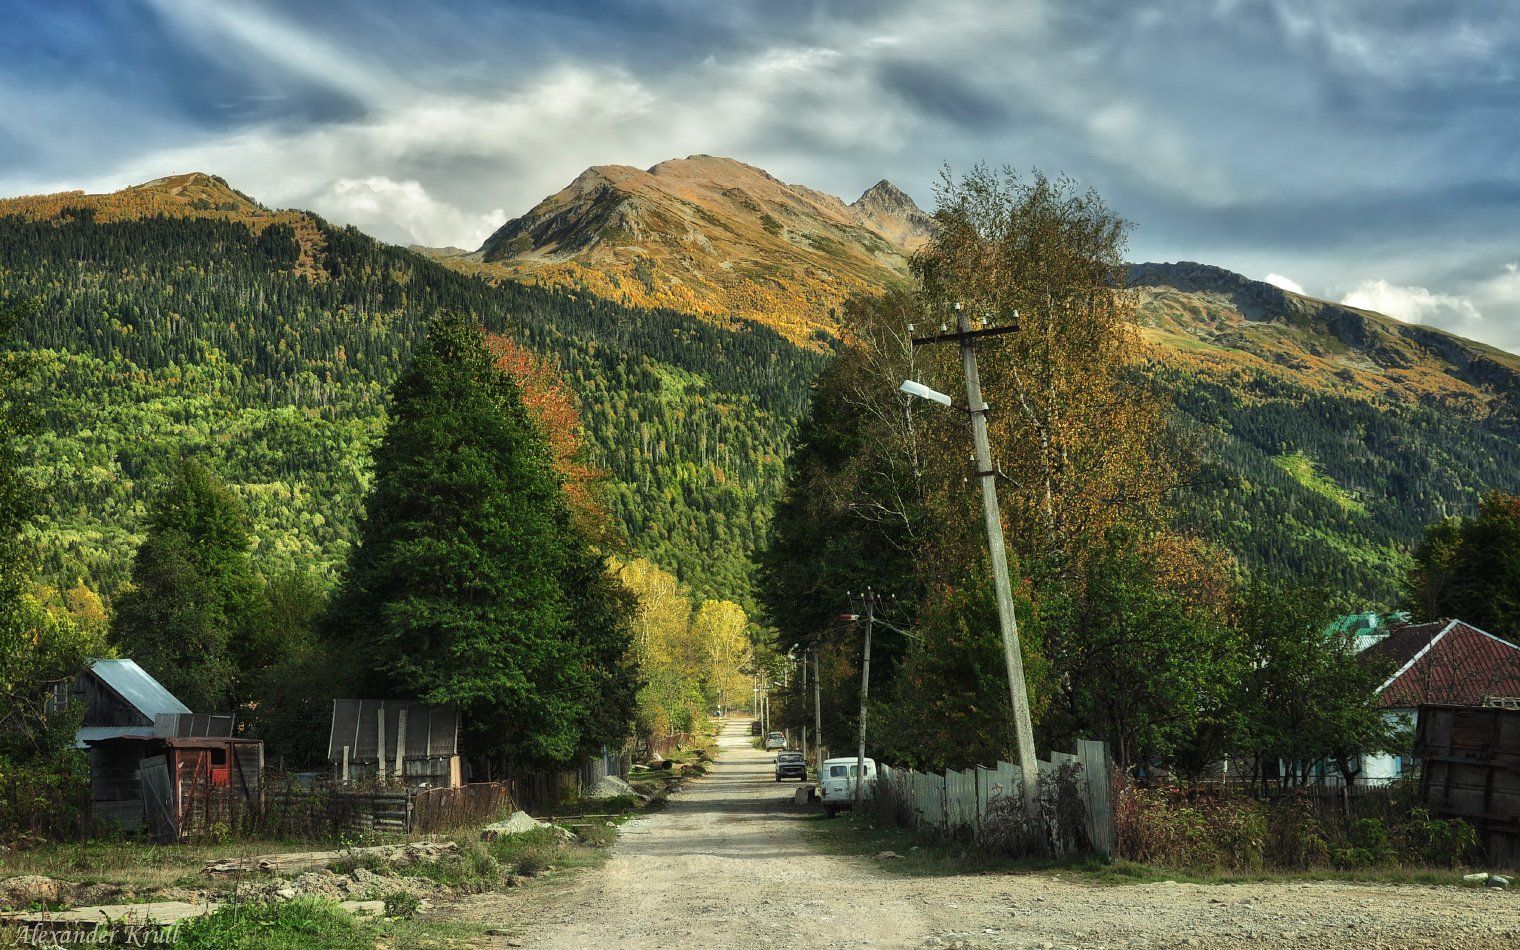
[812,647,824,781]
[910,304,1041,823]
[854,589,876,808]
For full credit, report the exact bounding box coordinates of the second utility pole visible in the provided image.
[854,589,875,808]
[912,304,1041,824]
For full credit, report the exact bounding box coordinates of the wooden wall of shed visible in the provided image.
[73,673,150,727]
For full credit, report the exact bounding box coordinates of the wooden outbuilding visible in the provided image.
[47,658,192,747]
[85,734,264,843]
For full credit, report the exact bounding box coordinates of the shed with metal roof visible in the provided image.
[47,658,192,748]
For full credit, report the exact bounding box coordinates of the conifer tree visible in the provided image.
[110,459,264,710]
[330,312,636,770]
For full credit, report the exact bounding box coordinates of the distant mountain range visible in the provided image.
[5,159,1520,604]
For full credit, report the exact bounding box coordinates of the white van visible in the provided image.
[818,756,876,818]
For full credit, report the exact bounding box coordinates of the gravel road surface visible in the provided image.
[451,719,1518,948]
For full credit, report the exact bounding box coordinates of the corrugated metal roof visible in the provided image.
[327,699,459,762]
[89,659,191,719]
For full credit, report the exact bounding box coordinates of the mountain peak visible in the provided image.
[0,171,265,222]
[848,179,933,252]
[473,155,929,343]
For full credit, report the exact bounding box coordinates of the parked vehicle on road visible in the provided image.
[818,756,876,817]
[774,751,807,781]
[764,730,786,749]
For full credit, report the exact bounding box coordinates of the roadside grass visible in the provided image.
[174,897,492,949]
[803,812,1476,888]
[0,837,318,891]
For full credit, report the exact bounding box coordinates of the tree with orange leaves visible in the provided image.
[485,333,610,540]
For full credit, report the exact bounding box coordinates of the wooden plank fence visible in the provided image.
[875,740,1115,857]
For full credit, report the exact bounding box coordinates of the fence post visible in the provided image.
[394,708,408,782]
[1076,739,1115,858]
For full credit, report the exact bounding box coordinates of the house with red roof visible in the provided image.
[1357,619,1520,783]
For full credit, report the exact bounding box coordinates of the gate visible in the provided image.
[141,754,177,843]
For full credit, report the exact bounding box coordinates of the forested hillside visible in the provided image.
[1,209,822,606]
[7,174,1520,612]
[1135,263,1520,600]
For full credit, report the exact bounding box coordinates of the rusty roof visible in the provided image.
[1365,619,1520,708]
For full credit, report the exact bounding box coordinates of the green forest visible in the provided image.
[2,214,823,608]
[1160,362,1520,600]
[5,210,1520,616]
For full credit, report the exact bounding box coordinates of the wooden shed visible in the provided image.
[327,699,461,788]
[85,734,264,843]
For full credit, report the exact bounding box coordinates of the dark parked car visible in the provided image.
[774,751,807,781]
[750,720,763,736]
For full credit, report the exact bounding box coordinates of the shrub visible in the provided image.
[382,890,420,920]
[1117,783,1480,874]
[1390,808,1478,868]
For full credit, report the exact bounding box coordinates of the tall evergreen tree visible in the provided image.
[329,312,636,770]
[110,459,264,711]
[1403,492,1520,640]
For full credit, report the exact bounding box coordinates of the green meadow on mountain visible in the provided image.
[4,165,1520,607]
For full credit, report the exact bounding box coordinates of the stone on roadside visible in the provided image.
[874,850,903,860]
[1487,874,1510,889]
[1463,872,1489,883]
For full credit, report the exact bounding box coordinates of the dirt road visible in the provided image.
[453,719,1518,948]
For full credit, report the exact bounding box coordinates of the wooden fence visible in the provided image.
[873,739,1115,857]
[257,781,515,837]
[644,732,695,759]
[410,782,514,832]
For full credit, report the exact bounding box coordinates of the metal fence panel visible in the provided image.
[946,768,977,833]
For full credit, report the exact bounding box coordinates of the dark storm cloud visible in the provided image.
[2,0,1518,348]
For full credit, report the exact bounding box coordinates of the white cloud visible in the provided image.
[1340,279,1483,333]
[1263,272,1305,294]
[316,177,502,248]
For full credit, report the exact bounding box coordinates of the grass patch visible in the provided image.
[174,898,490,949]
[0,837,321,891]
[1272,450,1367,514]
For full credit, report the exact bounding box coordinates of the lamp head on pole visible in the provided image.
[899,379,953,407]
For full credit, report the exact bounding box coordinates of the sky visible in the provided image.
[4,0,1520,350]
